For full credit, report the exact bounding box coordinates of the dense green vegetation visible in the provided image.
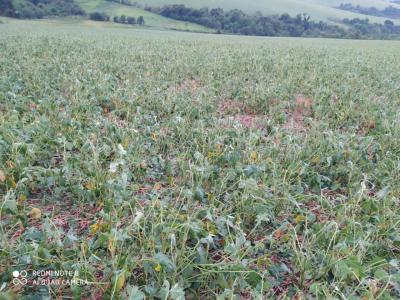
[113,14,144,25]
[338,3,400,19]
[0,0,84,19]
[146,4,400,39]
[1,20,400,299]
[89,11,110,21]
[89,11,144,24]
[342,17,400,38]
[145,5,342,38]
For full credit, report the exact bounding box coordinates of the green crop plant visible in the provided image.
[0,20,399,299]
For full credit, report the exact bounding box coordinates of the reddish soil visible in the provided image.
[283,94,313,132]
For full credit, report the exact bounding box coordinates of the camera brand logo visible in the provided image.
[13,270,28,285]
[11,269,92,287]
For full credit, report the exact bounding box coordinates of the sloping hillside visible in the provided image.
[76,0,213,31]
[306,0,398,9]
[75,0,212,32]
[135,0,400,24]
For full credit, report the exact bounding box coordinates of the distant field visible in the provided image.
[75,0,213,32]
[135,0,400,24]
[0,20,400,299]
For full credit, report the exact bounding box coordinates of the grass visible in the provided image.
[0,20,400,299]
[75,0,213,32]
[134,0,400,25]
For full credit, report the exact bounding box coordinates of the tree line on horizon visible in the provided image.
[145,4,400,39]
[338,3,400,19]
[89,12,144,25]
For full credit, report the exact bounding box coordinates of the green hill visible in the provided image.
[135,0,400,24]
[75,0,213,31]
[1,0,213,32]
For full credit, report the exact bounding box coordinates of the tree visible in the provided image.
[384,19,394,27]
[302,13,311,30]
[0,0,16,17]
[1,0,84,19]
[137,15,144,25]
[89,12,110,22]
[120,14,126,23]
[384,19,395,33]
[127,16,136,24]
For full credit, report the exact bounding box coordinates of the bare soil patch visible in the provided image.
[218,99,268,130]
[283,94,313,132]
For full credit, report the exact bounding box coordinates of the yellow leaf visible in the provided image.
[90,222,101,234]
[206,222,217,235]
[30,208,42,219]
[108,238,115,255]
[122,139,129,149]
[115,272,125,291]
[81,241,88,255]
[19,195,27,202]
[84,181,94,190]
[154,264,162,272]
[295,215,305,224]
[167,176,175,186]
[250,151,258,161]
[311,156,320,164]
[0,170,5,183]
[96,199,104,208]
